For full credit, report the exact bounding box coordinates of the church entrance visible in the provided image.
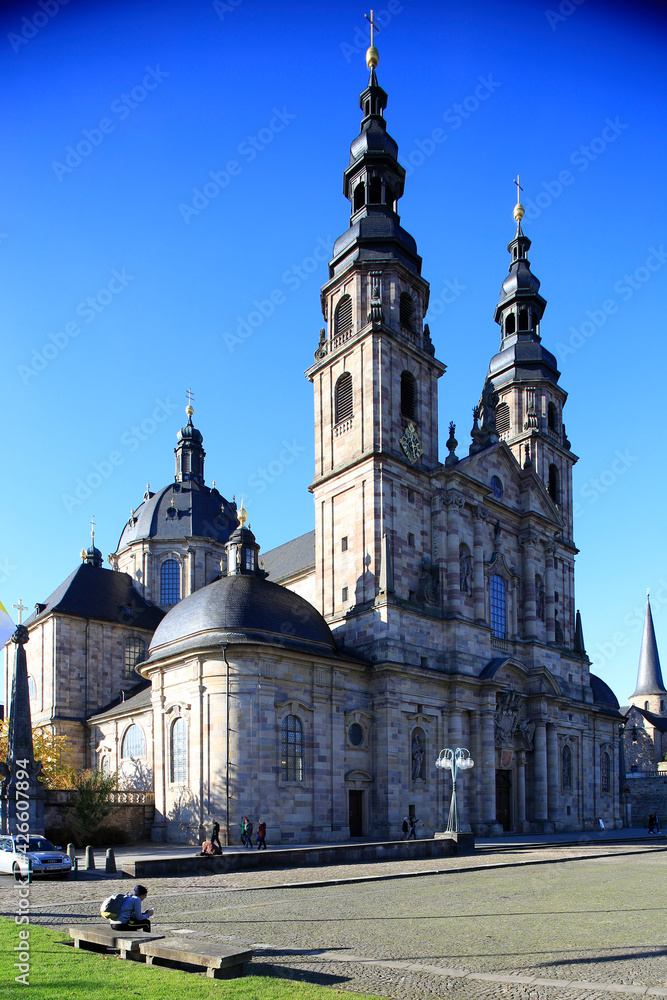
[495,770,512,831]
[349,790,363,837]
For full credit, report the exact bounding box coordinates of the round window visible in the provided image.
[490,475,503,498]
[348,723,364,746]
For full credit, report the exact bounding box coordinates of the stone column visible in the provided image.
[533,721,548,824]
[469,711,482,828]
[481,709,497,828]
[547,723,559,827]
[472,506,487,623]
[545,543,556,644]
[431,494,447,617]
[445,492,465,616]
[516,751,526,831]
[520,533,538,639]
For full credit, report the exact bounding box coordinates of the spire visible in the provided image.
[631,593,667,697]
[82,514,103,567]
[175,389,206,485]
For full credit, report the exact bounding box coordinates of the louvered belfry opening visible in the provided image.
[496,401,510,435]
[400,370,416,420]
[335,371,354,423]
[400,292,415,331]
[334,295,353,336]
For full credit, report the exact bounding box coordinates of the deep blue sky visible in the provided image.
[1,0,666,705]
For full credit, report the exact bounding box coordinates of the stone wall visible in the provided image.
[44,789,154,841]
[626,774,667,828]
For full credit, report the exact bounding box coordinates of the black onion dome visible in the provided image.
[145,574,337,661]
[177,414,203,444]
[117,482,237,549]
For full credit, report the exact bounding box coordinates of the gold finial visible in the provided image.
[364,10,379,68]
[185,387,195,418]
[513,175,525,222]
[238,498,248,527]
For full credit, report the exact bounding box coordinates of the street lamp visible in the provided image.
[435,747,474,834]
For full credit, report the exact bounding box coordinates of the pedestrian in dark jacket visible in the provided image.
[401,816,409,840]
[408,816,417,839]
[244,820,254,847]
[211,820,222,851]
[257,819,267,850]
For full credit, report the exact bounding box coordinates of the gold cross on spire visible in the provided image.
[513,174,525,223]
[513,175,523,202]
[364,9,380,47]
[90,514,96,542]
[13,598,27,625]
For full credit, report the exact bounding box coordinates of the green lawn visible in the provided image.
[0,918,379,1000]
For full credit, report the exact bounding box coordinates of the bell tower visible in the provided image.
[306,42,445,646]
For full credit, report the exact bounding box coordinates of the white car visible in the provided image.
[0,834,72,879]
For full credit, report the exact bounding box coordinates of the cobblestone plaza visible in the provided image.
[2,843,665,999]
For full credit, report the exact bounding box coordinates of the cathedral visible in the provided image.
[4,50,623,844]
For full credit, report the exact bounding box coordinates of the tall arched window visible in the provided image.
[562,744,572,790]
[496,402,510,435]
[335,372,354,423]
[280,714,303,781]
[28,676,37,700]
[548,401,558,430]
[490,575,506,639]
[124,637,146,677]
[334,294,353,336]
[99,755,110,777]
[170,718,187,783]
[369,177,382,203]
[600,750,611,794]
[161,559,180,605]
[400,370,417,420]
[548,464,560,503]
[353,182,365,211]
[121,724,146,760]
[519,309,529,330]
[399,293,415,331]
[505,313,516,335]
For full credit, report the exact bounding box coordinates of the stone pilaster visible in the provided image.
[516,751,527,831]
[480,709,497,829]
[545,542,557,644]
[472,506,487,623]
[520,533,539,639]
[444,491,465,616]
[533,720,548,826]
[547,722,559,825]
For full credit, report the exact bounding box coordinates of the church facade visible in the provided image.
[4,56,622,843]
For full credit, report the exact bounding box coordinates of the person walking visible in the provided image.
[648,812,656,834]
[109,885,154,933]
[655,814,661,833]
[244,818,254,848]
[257,819,267,850]
[401,816,409,840]
[408,816,417,839]
[240,816,247,846]
[211,820,222,852]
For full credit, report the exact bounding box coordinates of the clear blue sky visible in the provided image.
[1,0,665,706]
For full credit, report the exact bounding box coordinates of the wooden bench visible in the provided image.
[137,937,253,978]
[68,925,165,959]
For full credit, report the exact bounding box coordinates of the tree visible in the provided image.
[65,769,119,841]
[0,722,77,789]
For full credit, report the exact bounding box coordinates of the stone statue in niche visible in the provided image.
[460,548,472,595]
[417,557,439,606]
[411,730,425,780]
[536,576,545,621]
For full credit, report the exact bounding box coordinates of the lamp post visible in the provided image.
[435,747,474,834]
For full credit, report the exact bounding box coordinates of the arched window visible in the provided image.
[399,292,415,331]
[280,715,303,781]
[600,750,611,794]
[124,637,146,677]
[562,744,572,790]
[490,475,503,499]
[369,177,382,203]
[519,309,529,330]
[548,464,560,503]
[505,313,516,335]
[400,370,417,420]
[170,718,187,783]
[161,559,180,605]
[645,700,650,711]
[353,181,365,211]
[548,401,558,430]
[335,372,354,423]
[28,675,37,700]
[334,294,353,336]
[490,575,506,639]
[121,724,146,760]
[99,755,110,777]
[496,402,510,435]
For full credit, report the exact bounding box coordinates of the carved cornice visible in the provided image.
[442,490,465,509]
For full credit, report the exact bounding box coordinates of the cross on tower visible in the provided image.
[186,388,195,408]
[13,599,27,625]
[513,175,523,202]
[364,9,380,46]
[90,513,96,541]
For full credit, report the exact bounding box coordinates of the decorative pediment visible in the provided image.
[275,698,313,718]
[163,701,191,719]
[344,769,373,783]
[405,711,436,727]
[494,690,535,751]
[485,551,519,580]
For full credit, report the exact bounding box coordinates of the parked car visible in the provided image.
[0,834,72,879]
